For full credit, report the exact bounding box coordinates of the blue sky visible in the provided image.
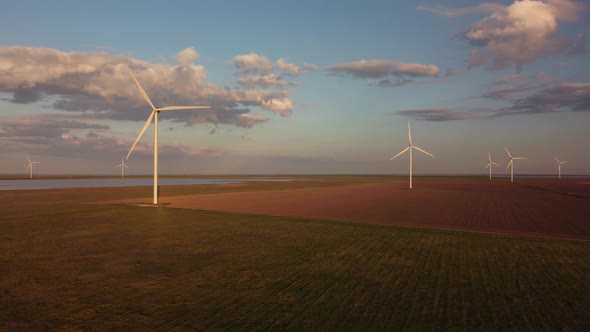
[1,0,589,175]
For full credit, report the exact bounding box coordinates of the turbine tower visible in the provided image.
[26,155,40,179]
[115,156,128,178]
[554,157,568,179]
[390,121,434,189]
[504,147,526,183]
[485,153,501,180]
[126,68,210,204]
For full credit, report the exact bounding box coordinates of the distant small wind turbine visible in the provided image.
[115,156,128,178]
[26,154,40,179]
[554,157,568,179]
[126,68,210,204]
[390,121,434,189]
[504,147,526,183]
[485,153,501,180]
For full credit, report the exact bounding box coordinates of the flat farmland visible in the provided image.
[120,177,590,240]
[1,176,589,330]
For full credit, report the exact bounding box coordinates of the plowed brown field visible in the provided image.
[109,178,590,240]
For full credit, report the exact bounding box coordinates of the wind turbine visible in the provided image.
[26,155,40,179]
[504,147,526,183]
[125,68,210,204]
[115,156,128,178]
[485,153,501,180]
[390,121,434,189]
[554,157,568,179]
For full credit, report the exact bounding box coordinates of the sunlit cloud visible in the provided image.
[231,53,273,74]
[237,74,297,88]
[458,0,584,71]
[0,46,295,128]
[276,58,301,75]
[326,60,439,78]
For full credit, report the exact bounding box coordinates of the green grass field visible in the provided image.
[1,178,589,330]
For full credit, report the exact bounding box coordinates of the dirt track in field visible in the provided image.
[104,178,590,240]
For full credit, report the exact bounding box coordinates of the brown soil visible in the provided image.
[106,178,590,240]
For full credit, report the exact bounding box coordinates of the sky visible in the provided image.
[0,0,589,175]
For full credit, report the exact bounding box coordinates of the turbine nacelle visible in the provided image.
[554,156,568,165]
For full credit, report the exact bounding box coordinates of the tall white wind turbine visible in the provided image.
[390,121,434,189]
[504,147,526,183]
[554,157,568,179]
[125,68,210,204]
[26,155,40,179]
[485,153,501,180]
[115,156,128,178]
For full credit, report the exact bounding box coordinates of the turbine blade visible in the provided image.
[513,157,526,160]
[26,154,31,163]
[390,146,410,160]
[413,145,434,158]
[407,121,412,146]
[488,152,491,162]
[562,161,568,164]
[554,156,560,163]
[485,162,491,169]
[128,68,156,110]
[123,164,128,168]
[504,146,513,159]
[27,164,31,170]
[157,106,211,111]
[115,164,121,168]
[492,162,501,166]
[126,111,155,160]
[506,160,513,170]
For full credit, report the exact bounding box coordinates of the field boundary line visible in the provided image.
[516,183,590,200]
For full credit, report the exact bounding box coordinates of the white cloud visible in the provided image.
[237,74,296,88]
[0,46,294,127]
[231,53,273,74]
[237,113,269,127]
[303,63,319,71]
[174,47,200,65]
[276,58,300,74]
[257,97,293,116]
[326,60,439,78]
[460,0,584,71]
